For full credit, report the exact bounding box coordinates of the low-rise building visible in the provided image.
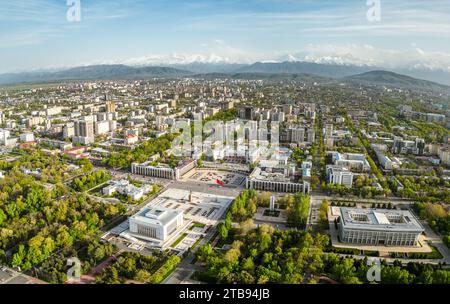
[131,159,195,180]
[20,133,35,142]
[338,207,424,246]
[103,179,152,201]
[326,165,353,187]
[38,138,73,151]
[246,167,310,194]
[329,152,370,172]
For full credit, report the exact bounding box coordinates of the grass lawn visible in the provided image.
[390,242,443,259]
[189,223,206,230]
[170,233,188,248]
[191,237,203,250]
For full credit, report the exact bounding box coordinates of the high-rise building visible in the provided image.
[282,104,293,115]
[0,129,10,145]
[325,123,334,138]
[307,129,315,143]
[288,128,305,143]
[239,107,255,120]
[73,120,94,144]
[63,123,75,139]
[105,101,116,113]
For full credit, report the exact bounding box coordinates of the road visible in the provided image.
[161,179,244,284]
[419,219,450,265]
[331,253,450,267]
[166,180,244,197]
[162,227,217,284]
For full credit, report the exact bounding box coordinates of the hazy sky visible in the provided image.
[1,0,450,73]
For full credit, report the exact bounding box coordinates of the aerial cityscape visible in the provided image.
[0,0,450,295]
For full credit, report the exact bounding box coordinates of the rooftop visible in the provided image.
[131,206,182,227]
[340,207,424,232]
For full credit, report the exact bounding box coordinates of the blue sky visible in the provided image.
[1,0,450,73]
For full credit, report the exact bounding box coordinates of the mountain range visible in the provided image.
[343,71,450,93]
[1,62,449,94]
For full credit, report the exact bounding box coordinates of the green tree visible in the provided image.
[330,258,361,284]
[381,266,415,284]
[218,223,229,239]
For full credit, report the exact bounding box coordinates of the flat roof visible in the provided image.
[249,167,297,183]
[340,207,424,233]
[130,206,182,227]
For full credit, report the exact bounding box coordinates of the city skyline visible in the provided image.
[1,0,450,74]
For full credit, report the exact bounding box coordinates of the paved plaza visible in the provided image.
[104,186,237,252]
[184,169,246,187]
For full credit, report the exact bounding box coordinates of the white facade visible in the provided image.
[132,162,176,179]
[329,152,370,172]
[94,120,110,135]
[0,129,10,145]
[20,133,35,142]
[326,165,353,187]
[63,123,75,139]
[129,206,183,241]
[103,179,152,201]
[45,107,62,116]
[246,167,310,194]
[131,159,195,180]
[338,207,424,246]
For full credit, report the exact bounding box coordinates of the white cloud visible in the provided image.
[286,44,450,72]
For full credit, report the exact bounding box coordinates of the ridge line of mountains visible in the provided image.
[1,62,449,94]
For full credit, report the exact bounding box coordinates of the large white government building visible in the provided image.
[129,206,183,241]
[131,159,195,180]
[246,167,310,194]
[338,207,424,246]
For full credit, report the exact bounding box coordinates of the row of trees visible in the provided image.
[395,176,450,203]
[95,251,180,284]
[414,202,450,248]
[357,131,389,191]
[72,170,111,192]
[217,190,259,241]
[227,190,258,222]
[196,224,450,284]
[318,200,329,231]
[322,182,386,199]
[278,193,310,228]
